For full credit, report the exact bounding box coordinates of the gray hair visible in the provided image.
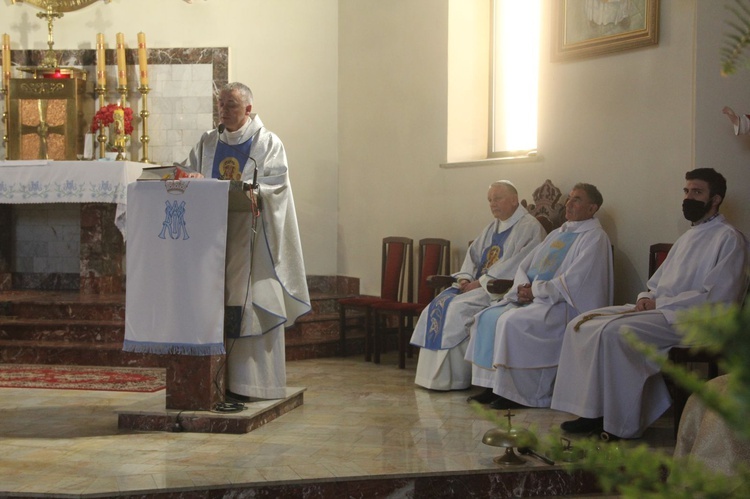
[573,182,603,208]
[489,180,518,195]
[222,82,254,106]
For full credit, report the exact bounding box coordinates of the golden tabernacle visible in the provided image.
[7,67,87,160]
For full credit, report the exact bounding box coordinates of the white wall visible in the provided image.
[0,0,340,276]
[339,0,747,304]
[537,0,697,302]
[338,0,451,294]
[695,1,750,234]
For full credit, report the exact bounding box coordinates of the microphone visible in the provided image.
[215,123,258,190]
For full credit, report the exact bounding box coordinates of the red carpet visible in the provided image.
[0,364,166,392]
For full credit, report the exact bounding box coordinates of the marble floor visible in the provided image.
[0,352,676,497]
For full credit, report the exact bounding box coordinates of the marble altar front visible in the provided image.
[0,159,142,293]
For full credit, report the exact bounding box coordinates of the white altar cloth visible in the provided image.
[0,160,144,235]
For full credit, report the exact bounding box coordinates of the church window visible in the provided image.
[489,0,541,159]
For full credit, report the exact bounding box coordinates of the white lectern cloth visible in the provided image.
[124,179,228,355]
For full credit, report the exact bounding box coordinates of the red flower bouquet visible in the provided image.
[91,104,135,152]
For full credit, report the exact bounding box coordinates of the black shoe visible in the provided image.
[489,395,526,410]
[226,390,250,403]
[466,388,499,404]
[560,417,604,434]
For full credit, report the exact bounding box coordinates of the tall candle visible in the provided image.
[137,32,148,87]
[95,33,106,87]
[2,33,10,90]
[116,32,127,88]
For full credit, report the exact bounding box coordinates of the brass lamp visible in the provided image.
[481,409,536,466]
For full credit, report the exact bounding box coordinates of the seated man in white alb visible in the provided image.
[410,180,545,391]
[552,168,748,440]
[465,183,613,410]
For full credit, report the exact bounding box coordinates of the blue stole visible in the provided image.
[525,231,580,281]
[212,137,253,180]
[475,228,513,279]
[472,230,580,368]
[423,225,514,350]
[424,287,460,350]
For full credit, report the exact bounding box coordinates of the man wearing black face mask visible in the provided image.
[551,168,748,440]
[682,173,716,223]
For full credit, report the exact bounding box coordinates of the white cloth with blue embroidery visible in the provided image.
[0,160,143,235]
[123,179,230,356]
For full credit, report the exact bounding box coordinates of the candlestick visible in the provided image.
[138,85,153,163]
[2,33,10,90]
[96,33,106,88]
[96,119,107,160]
[137,32,148,87]
[116,32,127,88]
[2,33,9,160]
[94,85,106,159]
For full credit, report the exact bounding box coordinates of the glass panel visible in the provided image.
[490,0,541,156]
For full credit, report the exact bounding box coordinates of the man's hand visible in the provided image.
[458,279,481,293]
[723,106,740,127]
[516,283,534,304]
[636,297,656,311]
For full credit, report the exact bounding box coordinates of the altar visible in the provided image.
[0,159,143,292]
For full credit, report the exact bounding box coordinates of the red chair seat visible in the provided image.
[338,296,390,307]
[370,301,425,313]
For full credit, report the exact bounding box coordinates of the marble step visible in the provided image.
[0,292,125,321]
[0,312,357,350]
[0,339,163,367]
[0,318,124,343]
[0,286,369,366]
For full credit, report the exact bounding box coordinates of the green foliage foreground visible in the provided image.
[722,0,750,76]
[474,302,750,497]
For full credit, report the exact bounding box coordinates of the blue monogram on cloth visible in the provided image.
[158,200,189,240]
[212,138,253,180]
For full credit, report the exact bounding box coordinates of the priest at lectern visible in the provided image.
[182,82,311,400]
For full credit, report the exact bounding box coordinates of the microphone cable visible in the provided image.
[211,122,260,414]
[211,224,256,415]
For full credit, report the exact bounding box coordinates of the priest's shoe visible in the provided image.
[489,395,526,410]
[226,390,250,403]
[560,417,604,434]
[466,387,499,404]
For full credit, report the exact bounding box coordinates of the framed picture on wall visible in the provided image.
[552,0,660,61]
